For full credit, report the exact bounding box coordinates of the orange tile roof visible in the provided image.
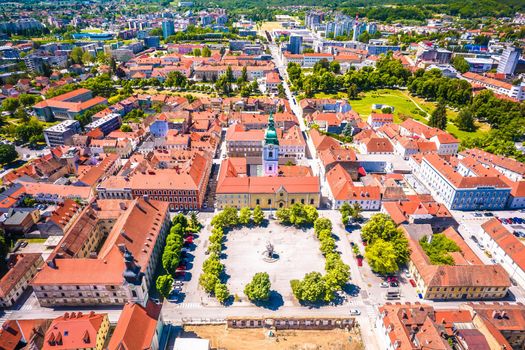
[326,164,381,201]
[0,253,42,298]
[18,181,93,200]
[108,301,161,350]
[463,72,513,90]
[43,312,106,350]
[402,224,510,289]
[423,154,510,189]
[32,198,169,286]
[383,195,453,225]
[482,219,525,272]
[49,200,81,228]
[460,149,525,177]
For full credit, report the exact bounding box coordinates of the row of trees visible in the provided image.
[290,217,350,303]
[275,203,318,227]
[362,214,410,275]
[200,209,231,303]
[156,214,192,298]
[287,54,412,98]
[408,69,473,107]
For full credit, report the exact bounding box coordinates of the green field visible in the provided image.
[315,89,488,141]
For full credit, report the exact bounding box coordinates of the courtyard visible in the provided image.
[223,219,325,303]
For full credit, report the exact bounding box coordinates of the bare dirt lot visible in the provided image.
[182,325,363,350]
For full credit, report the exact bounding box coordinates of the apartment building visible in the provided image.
[44,120,82,147]
[463,72,525,101]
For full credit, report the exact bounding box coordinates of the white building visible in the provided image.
[480,219,525,288]
[416,154,511,210]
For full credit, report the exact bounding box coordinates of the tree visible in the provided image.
[156,274,173,298]
[225,66,234,83]
[2,98,19,112]
[455,107,477,132]
[202,46,211,57]
[314,218,332,235]
[70,46,84,64]
[239,207,252,225]
[82,51,93,65]
[290,272,326,303]
[15,119,44,144]
[241,66,248,83]
[199,272,220,293]
[277,83,286,98]
[329,61,341,74]
[347,84,358,100]
[190,212,200,230]
[350,203,362,222]
[203,255,224,276]
[429,102,447,130]
[0,144,17,164]
[162,249,180,276]
[361,213,409,268]
[215,283,230,303]
[252,205,264,225]
[244,272,271,301]
[452,56,470,74]
[192,48,202,57]
[172,214,188,228]
[365,239,399,275]
[120,124,132,132]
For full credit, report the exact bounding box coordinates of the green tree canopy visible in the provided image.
[244,272,271,302]
[156,274,173,298]
[365,239,399,275]
[0,144,17,164]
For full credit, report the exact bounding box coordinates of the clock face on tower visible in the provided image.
[269,145,273,149]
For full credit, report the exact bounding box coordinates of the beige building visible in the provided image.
[0,253,44,307]
[32,198,170,307]
[402,224,510,300]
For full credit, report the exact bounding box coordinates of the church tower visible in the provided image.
[263,112,279,176]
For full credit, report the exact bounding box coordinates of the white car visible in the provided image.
[349,309,361,316]
[380,282,390,288]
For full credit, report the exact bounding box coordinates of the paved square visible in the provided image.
[223,221,325,301]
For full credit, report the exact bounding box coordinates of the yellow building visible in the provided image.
[43,312,110,350]
[216,158,320,209]
[402,224,510,300]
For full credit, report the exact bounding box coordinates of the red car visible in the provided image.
[184,237,194,245]
[409,279,417,287]
[387,276,398,283]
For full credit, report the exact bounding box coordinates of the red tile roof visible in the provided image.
[108,301,161,350]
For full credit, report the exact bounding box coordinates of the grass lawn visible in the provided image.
[314,89,488,141]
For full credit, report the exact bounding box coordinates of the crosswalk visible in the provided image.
[174,302,202,309]
[514,297,525,304]
[0,311,12,325]
[19,303,33,311]
[365,305,377,320]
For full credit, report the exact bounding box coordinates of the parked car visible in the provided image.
[349,309,361,316]
[387,276,398,283]
[151,298,161,304]
[484,212,494,217]
[390,282,399,288]
[409,279,417,287]
[403,269,412,278]
[380,282,390,288]
[20,241,28,248]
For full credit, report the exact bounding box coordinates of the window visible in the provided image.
[268,199,272,205]
[256,199,260,205]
